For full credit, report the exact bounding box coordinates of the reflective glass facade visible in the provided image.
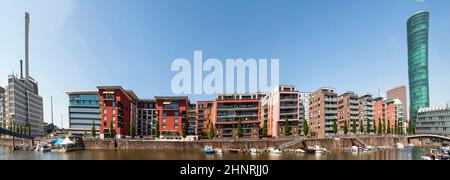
[407,11,430,126]
[67,92,101,133]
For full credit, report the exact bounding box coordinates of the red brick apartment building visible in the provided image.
[155,96,189,138]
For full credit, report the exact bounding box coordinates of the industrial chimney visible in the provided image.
[20,59,23,79]
[25,12,30,81]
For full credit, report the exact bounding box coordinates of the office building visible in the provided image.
[337,91,360,132]
[66,91,101,135]
[137,99,158,137]
[416,105,450,135]
[387,86,408,126]
[358,94,374,132]
[196,101,213,137]
[155,96,189,138]
[408,11,430,126]
[187,103,197,135]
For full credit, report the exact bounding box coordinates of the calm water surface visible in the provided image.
[0,146,427,160]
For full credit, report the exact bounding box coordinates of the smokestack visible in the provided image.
[20,59,23,79]
[25,12,30,81]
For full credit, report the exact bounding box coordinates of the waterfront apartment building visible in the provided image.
[299,92,311,131]
[387,86,408,125]
[196,101,213,137]
[187,103,197,135]
[337,92,360,132]
[416,105,450,135]
[212,94,261,138]
[261,85,300,137]
[137,99,158,137]
[309,88,338,138]
[0,87,5,128]
[3,13,44,136]
[155,96,189,138]
[408,11,430,126]
[359,94,374,131]
[98,86,139,139]
[373,97,387,129]
[66,91,101,135]
[386,98,405,133]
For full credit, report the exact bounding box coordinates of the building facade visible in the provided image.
[0,87,5,128]
[212,94,261,138]
[373,97,387,130]
[261,85,300,137]
[407,11,430,126]
[3,13,44,136]
[416,105,450,135]
[187,103,197,135]
[196,101,213,137]
[358,94,374,132]
[387,86,408,126]
[337,91,360,132]
[299,92,311,131]
[98,86,139,139]
[386,98,405,133]
[309,88,337,138]
[155,96,189,138]
[66,91,101,135]
[137,99,158,137]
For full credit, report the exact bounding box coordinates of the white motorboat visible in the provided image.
[396,143,405,149]
[203,145,215,154]
[215,148,223,154]
[250,148,260,154]
[351,146,358,152]
[268,147,282,154]
[314,145,322,153]
[295,149,305,153]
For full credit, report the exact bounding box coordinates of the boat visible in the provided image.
[203,145,215,154]
[396,143,405,149]
[351,146,358,152]
[423,149,450,160]
[295,149,305,153]
[40,144,51,153]
[215,148,223,154]
[250,148,260,154]
[268,147,282,154]
[314,145,322,153]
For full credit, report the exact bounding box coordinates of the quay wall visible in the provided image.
[82,136,410,150]
[0,136,411,150]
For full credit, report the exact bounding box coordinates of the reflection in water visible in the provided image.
[0,146,427,160]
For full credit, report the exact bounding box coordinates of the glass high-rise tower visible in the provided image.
[407,11,430,128]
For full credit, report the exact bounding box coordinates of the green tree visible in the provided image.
[155,120,160,138]
[332,119,338,134]
[394,119,398,135]
[182,122,188,138]
[284,118,291,137]
[109,121,115,138]
[131,120,137,139]
[237,120,243,138]
[352,119,357,134]
[408,120,414,135]
[399,121,403,135]
[366,120,371,134]
[303,120,309,137]
[91,121,97,137]
[387,120,391,134]
[8,121,12,131]
[343,121,349,135]
[28,123,31,135]
[261,120,268,137]
[359,120,364,134]
[382,120,386,134]
[208,122,215,139]
[377,119,382,135]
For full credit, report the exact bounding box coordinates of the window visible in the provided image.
[113,109,116,114]
[163,125,166,129]
[174,125,178,129]
[162,118,167,123]
[112,102,116,107]
[112,117,116,121]
[174,118,178,123]
[175,112,179,116]
[103,109,107,114]
[163,111,167,116]
[103,116,107,120]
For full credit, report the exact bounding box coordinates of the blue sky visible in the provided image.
[1,0,449,128]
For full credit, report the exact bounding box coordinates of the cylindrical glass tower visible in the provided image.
[407,11,430,128]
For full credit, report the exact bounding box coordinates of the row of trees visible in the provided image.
[327,117,413,136]
[8,121,32,135]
